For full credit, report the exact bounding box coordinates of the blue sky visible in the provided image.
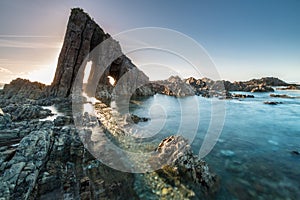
[0,0,299,84]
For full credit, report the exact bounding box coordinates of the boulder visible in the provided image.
[151,135,219,196]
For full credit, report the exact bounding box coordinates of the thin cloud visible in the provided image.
[0,39,62,49]
[0,67,13,74]
[0,35,60,38]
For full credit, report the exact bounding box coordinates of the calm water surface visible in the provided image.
[130,89,300,199]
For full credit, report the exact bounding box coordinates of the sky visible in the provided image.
[0,0,299,84]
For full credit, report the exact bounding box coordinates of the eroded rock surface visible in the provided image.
[50,8,151,99]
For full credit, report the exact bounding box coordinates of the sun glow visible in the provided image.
[25,50,61,85]
[108,76,116,86]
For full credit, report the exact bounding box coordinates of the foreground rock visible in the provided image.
[150,136,219,198]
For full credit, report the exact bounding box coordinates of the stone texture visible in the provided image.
[2,78,46,101]
[2,104,53,121]
[152,76,195,97]
[50,8,108,97]
[50,8,151,99]
[150,135,219,197]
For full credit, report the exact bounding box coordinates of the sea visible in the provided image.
[129,88,300,199]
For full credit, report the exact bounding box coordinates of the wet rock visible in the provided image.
[130,114,149,124]
[0,130,52,199]
[291,150,300,156]
[2,104,53,121]
[53,116,74,126]
[264,101,282,105]
[0,109,12,129]
[152,135,219,196]
[270,94,294,98]
[232,94,255,98]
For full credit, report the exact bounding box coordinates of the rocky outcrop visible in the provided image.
[150,135,219,198]
[184,76,283,96]
[244,77,289,86]
[152,76,195,97]
[0,130,52,199]
[50,8,108,97]
[2,78,46,101]
[2,104,53,121]
[250,84,274,92]
[0,97,138,199]
[50,8,151,99]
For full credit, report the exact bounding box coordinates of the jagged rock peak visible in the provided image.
[50,8,151,99]
[50,8,110,97]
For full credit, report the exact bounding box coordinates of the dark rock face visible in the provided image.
[50,8,151,99]
[50,8,108,97]
[2,78,46,101]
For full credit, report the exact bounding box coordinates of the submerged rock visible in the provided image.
[220,150,235,157]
